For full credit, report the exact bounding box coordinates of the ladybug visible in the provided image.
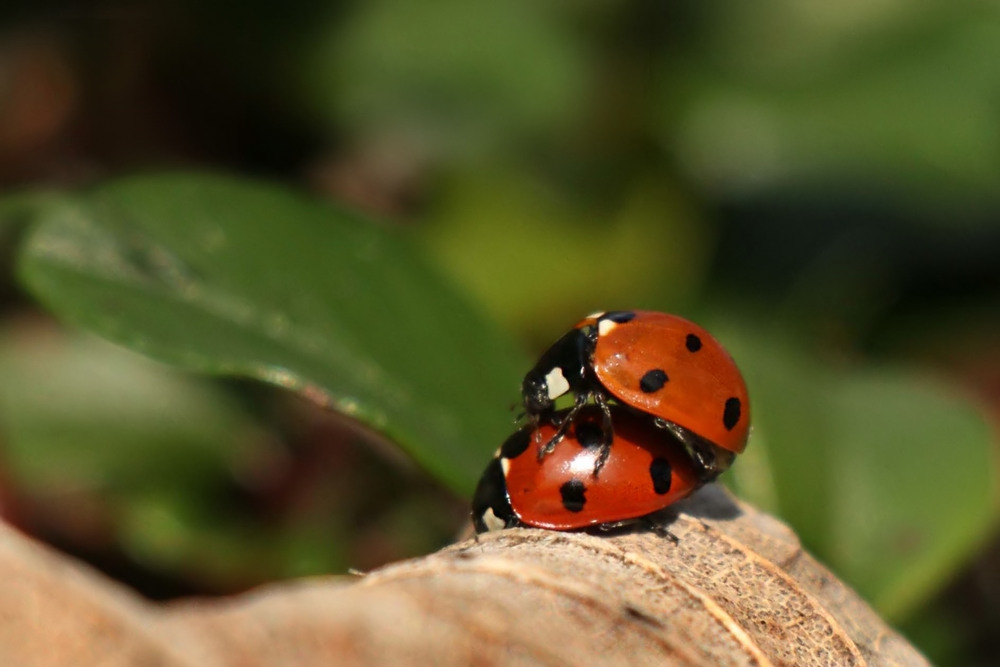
[521,310,749,479]
[472,405,701,532]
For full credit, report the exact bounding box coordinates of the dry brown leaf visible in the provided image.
[0,485,928,666]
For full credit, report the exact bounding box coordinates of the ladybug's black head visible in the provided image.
[471,428,533,533]
[521,372,556,415]
[471,457,517,532]
[520,327,594,418]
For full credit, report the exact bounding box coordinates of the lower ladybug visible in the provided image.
[472,405,701,532]
[520,310,749,479]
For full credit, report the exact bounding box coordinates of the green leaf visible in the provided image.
[419,169,712,337]
[722,324,998,621]
[0,327,299,584]
[827,372,997,618]
[663,2,1000,214]
[0,331,260,492]
[15,172,526,494]
[305,0,587,151]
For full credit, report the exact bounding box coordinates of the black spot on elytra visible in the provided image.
[649,458,672,495]
[560,480,587,512]
[575,422,605,449]
[639,369,669,393]
[602,311,636,324]
[723,397,742,430]
[685,334,702,352]
[500,427,532,460]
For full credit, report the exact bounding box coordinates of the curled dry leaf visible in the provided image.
[0,485,927,666]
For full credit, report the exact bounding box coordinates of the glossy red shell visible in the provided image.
[584,311,750,454]
[505,406,700,529]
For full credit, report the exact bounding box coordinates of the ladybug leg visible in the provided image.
[687,442,735,483]
[654,419,734,483]
[536,393,588,460]
[590,517,641,534]
[591,516,679,542]
[591,392,614,478]
[641,517,680,543]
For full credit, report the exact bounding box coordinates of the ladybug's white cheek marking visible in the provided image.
[545,367,571,400]
[500,458,512,476]
[480,508,507,532]
[598,318,619,336]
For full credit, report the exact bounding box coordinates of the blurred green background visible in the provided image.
[1,1,999,663]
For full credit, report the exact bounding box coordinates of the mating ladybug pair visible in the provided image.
[472,310,750,533]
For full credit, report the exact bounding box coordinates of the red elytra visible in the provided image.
[496,406,700,530]
[581,310,750,455]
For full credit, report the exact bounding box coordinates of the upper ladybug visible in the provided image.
[521,310,750,478]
